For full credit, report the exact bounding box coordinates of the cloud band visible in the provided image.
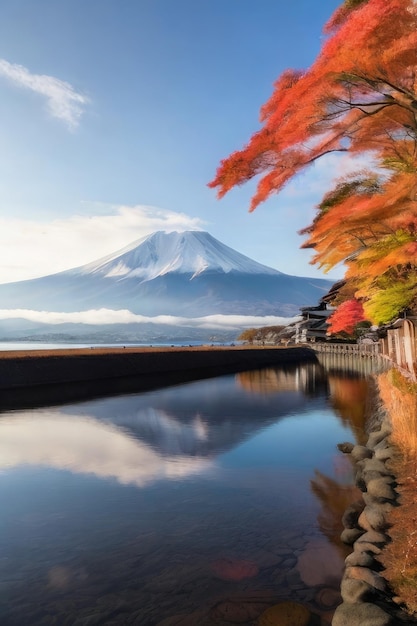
[0,308,297,330]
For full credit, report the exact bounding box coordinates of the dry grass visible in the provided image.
[378,369,417,460]
[378,456,417,616]
[377,369,417,616]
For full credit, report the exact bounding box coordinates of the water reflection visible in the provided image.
[327,376,369,443]
[316,351,386,378]
[311,465,362,558]
[53,370,324,458]
[236,363,328,396]
[0,366,325,487]
[0,362,374,626]
[310,372,367,558]
[0,412,212,487]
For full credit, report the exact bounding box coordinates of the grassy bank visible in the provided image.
[377,369,417,616]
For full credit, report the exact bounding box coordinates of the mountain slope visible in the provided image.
[81,230,281,280]
[0,231,333,317]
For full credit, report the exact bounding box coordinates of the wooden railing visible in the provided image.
[379,321,417,381]
[311,337,416,381]
[309,342,385,376]
[311,342,381,357]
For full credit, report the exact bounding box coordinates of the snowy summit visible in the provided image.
[80,231,282,281]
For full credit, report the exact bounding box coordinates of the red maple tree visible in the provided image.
[209,0,417,328]
[327,299,366,335]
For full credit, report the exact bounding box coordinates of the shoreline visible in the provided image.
[0,345,318,411]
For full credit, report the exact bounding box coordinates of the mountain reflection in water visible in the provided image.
[0,362,374,626]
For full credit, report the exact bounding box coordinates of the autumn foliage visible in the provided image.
[238,325,284,344]
[327,299,366,335]
[209,0,417,330]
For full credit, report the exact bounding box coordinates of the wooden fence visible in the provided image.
[379,319,417,381]
[312,342,381,357]
[311,320,417,381]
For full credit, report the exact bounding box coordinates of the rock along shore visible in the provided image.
[0,345,317,410]
[333,379,417,626]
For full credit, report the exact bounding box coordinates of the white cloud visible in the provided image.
[0,204,205,284]
[0,308,298,330]
[0,58,89,129]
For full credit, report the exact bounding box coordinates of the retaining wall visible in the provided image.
[0,345,318,410]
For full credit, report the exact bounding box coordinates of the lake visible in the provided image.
[0,361,371,625]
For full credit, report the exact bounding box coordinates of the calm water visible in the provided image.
[0,363,371,625]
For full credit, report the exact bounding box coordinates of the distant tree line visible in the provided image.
[238,326,285,344]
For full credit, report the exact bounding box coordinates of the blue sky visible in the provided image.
[0,0,350,284]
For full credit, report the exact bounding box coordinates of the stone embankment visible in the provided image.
[0,345,317,409]
[333,416,416,625]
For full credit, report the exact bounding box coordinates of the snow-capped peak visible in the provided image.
[78,231,281,281]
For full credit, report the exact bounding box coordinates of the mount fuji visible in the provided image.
[0,231,333,341]
[0,231,332,315]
